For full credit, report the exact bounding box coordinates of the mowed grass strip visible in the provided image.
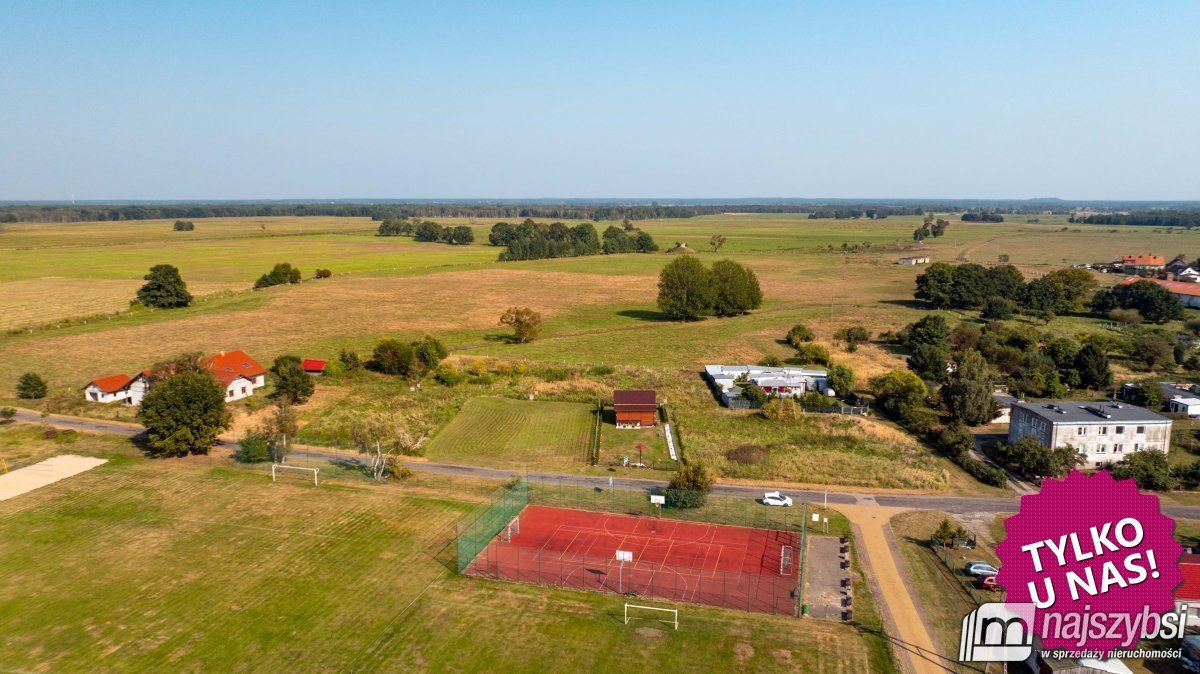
[424,396,595,470]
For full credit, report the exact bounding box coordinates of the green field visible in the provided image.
[0,428,892,672]
[424,396,595,469]
[0,212,1189,491]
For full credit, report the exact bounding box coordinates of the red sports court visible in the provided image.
[465,504,801,615]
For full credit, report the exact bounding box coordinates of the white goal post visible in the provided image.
[624,603,678,630]
[271,464,319,486]
[781,545,793,575]
[500,516,520,542]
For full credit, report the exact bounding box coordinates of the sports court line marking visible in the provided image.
[558,529,583,560]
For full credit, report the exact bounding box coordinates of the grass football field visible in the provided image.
[0,429,893,672]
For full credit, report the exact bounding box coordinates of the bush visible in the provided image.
[760,398,802,421]
[665,464,712,509]
[338,349,363,371]
[370,339,418,377]
[16,372,47,399]
[758,355,782,367]
[434,363,465,386]
[173,220,195,231]
[0,407,15,423]
[254,263,302,289]
[386,457,414,479]
[786,323,815,346]
[726,444,768,464]
[314,268,332,279]
[740,383,768,405]
[235,431,272,463]
[791,343,830,366]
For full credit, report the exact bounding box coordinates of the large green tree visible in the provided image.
[826,363,856,398]
[870,369,927,416]
[665,464,713,509]
[710,259,763,316]
[1109,450,1176,490]
[1092,280,1184,323]
[499,307,543,343]
[269,355,314,404]
[254,262,302,289]
[941,351,999,425]
[136,264,192,308]
[137,372,231,457]
[1074,343,1113,389]
[656,256,716,320]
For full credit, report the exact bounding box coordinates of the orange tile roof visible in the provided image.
[87,374,134,394]
[1121,276,1200,297]
[302,359,327,372]
[1122,254,1164,266]
[203,350,267,386]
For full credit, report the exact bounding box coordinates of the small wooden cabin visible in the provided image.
[613,390,657,428]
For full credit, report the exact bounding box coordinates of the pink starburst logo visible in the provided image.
[995,470,1184,655]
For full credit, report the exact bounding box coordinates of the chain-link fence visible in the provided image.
[464,531,800,616]
[455,478,529,572]
[524,472,850,537]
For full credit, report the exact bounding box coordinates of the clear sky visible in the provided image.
[2,1,1197,200]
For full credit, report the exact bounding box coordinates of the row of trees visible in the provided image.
[656,257,762,320]
[960,212,1005,222]
[491,219,659,261]
[1071,211,1200,229]
[377,218,475,245]
[915,263,1096,317]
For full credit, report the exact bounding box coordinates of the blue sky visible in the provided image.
[1,1,1197,200]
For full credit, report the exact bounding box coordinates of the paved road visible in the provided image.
[16,408,1200,520]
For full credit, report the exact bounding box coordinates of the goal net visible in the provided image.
[271,463,319,486]
[624,603,678,630]
[500,516,520,542]
[780,545,793,575]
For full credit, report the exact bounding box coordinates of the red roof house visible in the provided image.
[613,390,657,428]
[1122,254,1165,270]
[203,350,268,401]
[302,359,327,375]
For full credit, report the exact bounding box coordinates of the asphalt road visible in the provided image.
[15,408,1200,520]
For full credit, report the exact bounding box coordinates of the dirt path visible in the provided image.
[839,504,951,674]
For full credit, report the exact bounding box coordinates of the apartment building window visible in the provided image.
[1115,426,1124,434]
[1134,443,1144,451]
[1114,444,1123,453]
[1099,427,1108,435]
[1136,426,1145,434]
[1096,445,1107,454]
[1077,426,1087,435]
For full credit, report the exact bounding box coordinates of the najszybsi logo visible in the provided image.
[959,602,1190,662]
[959,602,1035,662]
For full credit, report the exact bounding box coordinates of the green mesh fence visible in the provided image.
[456,479,529,572]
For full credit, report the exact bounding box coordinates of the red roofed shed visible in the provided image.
[613,390,657,428]
[302,359,327,375]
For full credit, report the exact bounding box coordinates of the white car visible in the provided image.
[964,562,999,578]
[762,491,793,507]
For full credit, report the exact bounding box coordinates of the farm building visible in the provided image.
[1165,255,1200,282]
[302,359,327,375]
[205,350,268,402]
[1007,401,1171,469]
[898,256,930,265]
[704,365,830,407]
[612,390,657,428]
[1121,254,1165,272]
[1120,276,1200,308]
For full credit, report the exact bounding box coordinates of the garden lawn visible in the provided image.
[424,396,596,470]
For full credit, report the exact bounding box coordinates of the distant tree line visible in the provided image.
[7,200,1170,224]
[1071,211,1200,229]
[960,212,1005,222]
[377,218,474,245]
[490,219,657,261]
